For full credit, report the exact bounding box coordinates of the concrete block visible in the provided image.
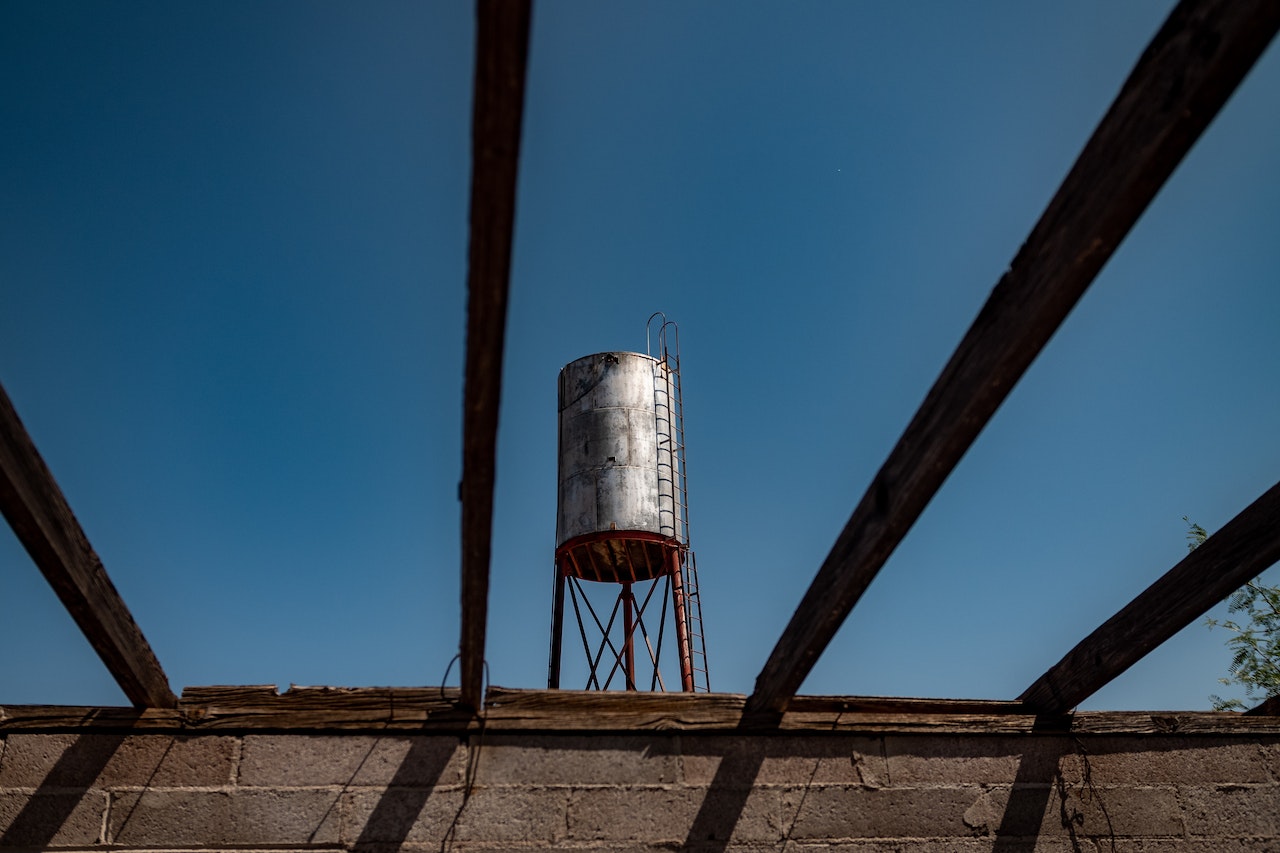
[239,734,466,787]
[1182,783,1280,837]
[565,785,697,843]
[988,779,1184,841]
[1047,783,1184,839]
[784,784,989,840]
[2,729,1276,850]
[451,785,570,844]
[1249,739,1280,783]
[683,846,799,853]
[346,785,570,846]
[442,845,691,853]
[567,784,784,845]
[116,735,237,787]
[443,845,691,853]
[0,734,112,788]
[776,844,1091,853]
[1067,736,1278,785]
[0,790,107,847]
[989,842,1102,853]
[983,776,1188,842]
[680,735,887,787]
[1106,841,1280,853]
[0,733,235,788]
[342,786,467,845]
[108,788,342,846]
[475,735,679,786]
[960,785,1005,836]
[884,735,1049,785]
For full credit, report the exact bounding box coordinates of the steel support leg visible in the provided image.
[547,559,566,688]
[669,548,695,691]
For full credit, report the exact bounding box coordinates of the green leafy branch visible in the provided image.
[1193,517,1280,711]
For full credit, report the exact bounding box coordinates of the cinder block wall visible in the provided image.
[2,729,1278,850]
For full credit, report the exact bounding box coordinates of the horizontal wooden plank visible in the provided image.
[179,684,471,731]
[1061,712,1280,735]
[744,0,1280,722]
[786,694,1032,716]
[0,705,175,731]
[483,687,749,730]
[4,686,1277,735]
[0,381,176,708]
[180,685,281,703]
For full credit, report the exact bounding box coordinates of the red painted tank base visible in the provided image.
[548,539,696,693]
[556,530,680,584]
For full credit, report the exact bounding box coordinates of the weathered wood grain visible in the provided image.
[0,706,177,731]
[745,0,1280,722]
[459,0,533,712]
[1021,481,1280,713]
[179,685,471,730]
[484,686,749,730]
[0,381,176,709]
[4,686,1277,734]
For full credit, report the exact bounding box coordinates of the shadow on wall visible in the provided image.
[350,735,466,850]
[661,728,1229,851]
[0,731,131,849]
[990,732,1087,853]
[681,734,766,851]
[2,726,1272,849]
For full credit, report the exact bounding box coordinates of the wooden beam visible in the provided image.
[1021,482,1280,713]
[459,0,532,712]
[0,381,176,708]
[744,0,1280,722]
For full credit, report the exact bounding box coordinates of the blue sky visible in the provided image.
[2,1,1277,709]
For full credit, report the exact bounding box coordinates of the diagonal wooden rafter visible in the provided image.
[0,381,176,708]
[1021,482,1280,713]
[744,0,1280,722]
[459,0,532,712]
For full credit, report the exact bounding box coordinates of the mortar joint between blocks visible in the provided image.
[98,789,112,845]
[231,734,244,786]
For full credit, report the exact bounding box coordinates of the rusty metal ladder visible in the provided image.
[648,313,710,692]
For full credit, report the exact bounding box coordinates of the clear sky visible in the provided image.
[2,1,1277,710]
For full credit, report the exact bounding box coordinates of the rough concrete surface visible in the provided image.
[1,729,1278,850]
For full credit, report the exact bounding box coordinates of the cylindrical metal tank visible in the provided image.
[556,351,680,583]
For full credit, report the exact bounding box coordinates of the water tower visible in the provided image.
[547,314,709,692]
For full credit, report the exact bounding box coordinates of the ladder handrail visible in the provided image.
[646,313,709,691]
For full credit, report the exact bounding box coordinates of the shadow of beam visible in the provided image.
[0,732,127,848]
[350,735,462,851]
[681,735,765,852]
[991,723,1071,853]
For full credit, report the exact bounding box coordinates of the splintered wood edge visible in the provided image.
[1,686,1276,735]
